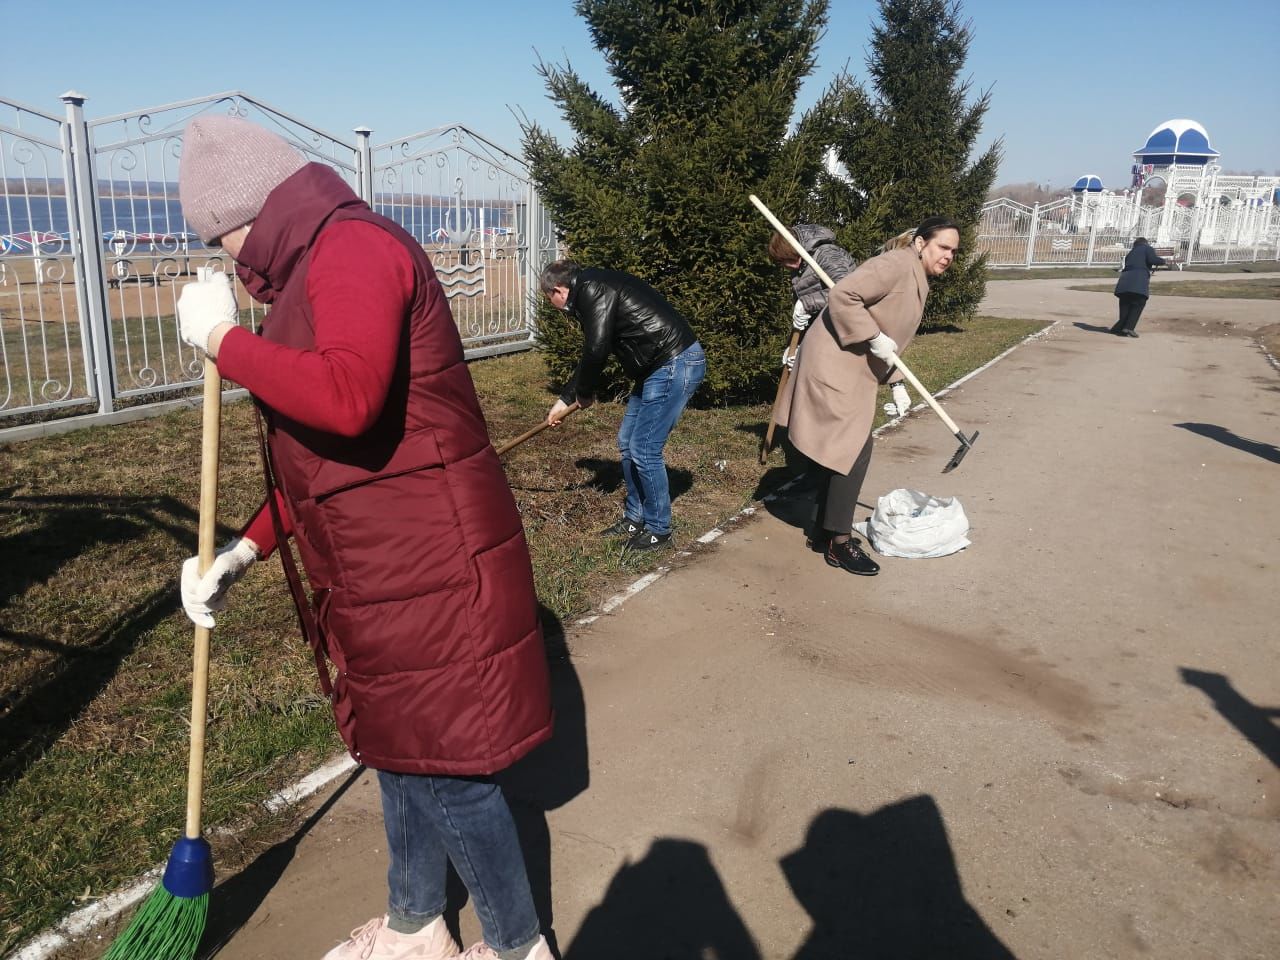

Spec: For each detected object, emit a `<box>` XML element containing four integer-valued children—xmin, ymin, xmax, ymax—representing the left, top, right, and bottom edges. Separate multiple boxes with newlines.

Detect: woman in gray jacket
<box><xmin>768</xmin><ymin>224</ymin><xmax>856</xmax><ymax>364</ymax></box>
<box><xmin>1110</xmin><ymin>237</ymin><xmax>1167</xmax><ymax>338</ymax></box>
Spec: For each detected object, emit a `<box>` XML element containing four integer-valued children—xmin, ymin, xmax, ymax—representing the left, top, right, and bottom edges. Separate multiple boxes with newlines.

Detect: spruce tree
<box><xmin>809</xmin><ymin>0</ymin><xmax>1000</xmax><ymax>329</ymax></box>
<box><xmin>522</xmin><ymin>0</ymin><xmax>830</xmax><ymax>402</ymax></box>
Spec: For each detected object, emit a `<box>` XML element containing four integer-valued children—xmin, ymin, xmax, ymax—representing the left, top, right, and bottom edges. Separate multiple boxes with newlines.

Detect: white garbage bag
<box><xmin>853</xmin><ymin>488</ymin><xmax>970</xmax><ymax>559</ymax></box>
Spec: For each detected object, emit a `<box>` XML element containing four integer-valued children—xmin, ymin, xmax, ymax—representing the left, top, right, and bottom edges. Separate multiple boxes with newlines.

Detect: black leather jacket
<box><xmin>559</xmin><ymin>267</ymin><xmax>698</xmax><ymax>403</ymax></box>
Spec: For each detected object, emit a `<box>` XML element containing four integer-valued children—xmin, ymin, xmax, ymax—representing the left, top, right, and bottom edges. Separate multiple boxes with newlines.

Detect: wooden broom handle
<box><xmin>185</xmin><ymin>357</ymin><xmax>221</xmax><ymax>839</ymax></box>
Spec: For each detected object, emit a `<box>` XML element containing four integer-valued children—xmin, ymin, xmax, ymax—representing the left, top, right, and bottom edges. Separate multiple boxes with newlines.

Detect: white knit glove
<box><xmin>781</xmin><ymin>346</ymin><xmax>797</xmax><ymax>370</ymax></box>
<box><xmin>791</xmin><ymin>301</ymin><xmax>811</xmax><ymax>331</ymax></box>
<box><xmin>891</xmin><ymin>382</ymin><xmax>911</xmax><ymax>417</ymax></box>
<box><xmin>181</xmin><ymin>537</ymin><xmax>259</xmax><ymax>628</ymax></box>
<box><xmin>867</xmin><ymin>331</ymin><xmax>899</xmax><ymax>362</ymax></box>
<box><xmin>177</xmin><ymin>269</ymin><xmax>238</xmax><ymax>355</ymax></box>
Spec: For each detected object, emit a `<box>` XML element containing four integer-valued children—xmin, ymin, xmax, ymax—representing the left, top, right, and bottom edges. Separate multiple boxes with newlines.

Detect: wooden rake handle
<box><xmin>495</xmin><ymin>402</ymin><xmax>580</xmax><ymax>457</ymax></box>
<box><xmin>748</xmin><ymin>194</ymin><xmax>962</xmax><ymax>439</ymax></box>
<box><xmin>185</xmin><ymin>357</ymin><xmax>221</xmax><ymax>839</ymax></box>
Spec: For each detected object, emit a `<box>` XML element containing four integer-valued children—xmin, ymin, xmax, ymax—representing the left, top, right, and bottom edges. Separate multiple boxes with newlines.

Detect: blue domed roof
<box><xmin>1134</xmin><ymin>119</ymin><xmax>1219</xmax><ymax>166</ymax></box>
<box><xmin>1072</xmin><ymin>174</ymin><xmax>1104</xmax><ymax>192</ymax></box>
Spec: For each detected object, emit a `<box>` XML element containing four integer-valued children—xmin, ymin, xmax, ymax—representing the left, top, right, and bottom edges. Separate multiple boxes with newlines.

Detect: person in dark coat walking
<box><xmin>541</xmin><ymin>260</ymin><xmax>705</xmax><ymax>553</ymax></box>
<box><xmin>1111</xmin><ymin>237</ymin><xmax>1167</xmax><ymax>338</ymax></box>
<box><xmin>174</xmin><ymin>116</ymin><xmax>554</xmax><ymax>960</ymax></box>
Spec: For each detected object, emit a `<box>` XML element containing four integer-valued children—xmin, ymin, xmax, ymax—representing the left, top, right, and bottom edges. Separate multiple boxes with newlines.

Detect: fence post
<box><xmin>62</xmin><ymin>91</ymin><xmax>114</xmax><ymax>415</ymax></box>
<box><xmin>1085</xmin><ymin>203</ymin><xmax>1099</xmax><ymax>266</ymax></box>
<box><xmin>1024</xmin><ymin>203</ymin><xmax>1039</xmax><ymax>268</ymax></box>
<box><xmin>354</xmin><ymin>127</ymin><xmax>373</xmax><ymax>205</ymax></box>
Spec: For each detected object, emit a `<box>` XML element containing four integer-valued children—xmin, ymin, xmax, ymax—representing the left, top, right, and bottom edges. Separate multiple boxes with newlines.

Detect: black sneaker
<box><xmin>825</xmin><ymin>537</ymin><xmax>880</xmax><ymax>576</ymax></box>
<box><xmin>625</xmin><ymin>528</ymin><xmax>673</xmax><ymax>552</ymax></box>
<box><xmin>600</xmin><ymin>517</ymin><xmax>642</xmax><ymax>538</ymax></box>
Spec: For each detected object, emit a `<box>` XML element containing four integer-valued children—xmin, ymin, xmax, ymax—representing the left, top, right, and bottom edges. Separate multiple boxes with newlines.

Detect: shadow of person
<box><xmin>200</xmin><ymin>765</ymin><xmax>365</xmax><ymax>957</ymax></box>
<box><xmin>782</xmin><ymin>798</ymin><xmax>1016</xmax><ymax>960</ymax></box>
<box><xmin>563</xmin><ymin>837</ymin><xmax>761</xmax><ymax>960</ymax></box>
<box><xmin>572</xmin><ymin>457</ymin><xmax>694</xmax><ymax>502</ymax></box>
<box><xmin>496</xmin><ymin>605</ymin><xmax>590</xmax><ymax>957</ymax></box>
<box><xmin>1173</xmin><ymin>422</ymin><xmax>1280</xmax><ymax>465</ymax></box>
<box><xmin>1181</xmin><ymin>668</ymin><xmax>1280</xmax><ymax>767</ymax></box>
<box><xmin>1072</xmin><ymin>322</ymin><xmax>1117</xmax><ymax>335</ymax></box>
<box><xmin>747</xmin><ymin>426</ymin><xmax>818</xmax><ymax>501</ymax></box>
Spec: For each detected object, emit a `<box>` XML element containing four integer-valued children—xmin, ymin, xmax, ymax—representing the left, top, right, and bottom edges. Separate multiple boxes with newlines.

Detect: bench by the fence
<box><xmin>1152</xmin><ymin>245</ymin><xmax>1185</xmax><ymax>271</ymax></box>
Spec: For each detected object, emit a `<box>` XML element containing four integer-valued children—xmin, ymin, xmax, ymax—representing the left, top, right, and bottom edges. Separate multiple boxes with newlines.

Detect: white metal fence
<box><xmin>976</xmin><ymin>195</ymin><xmax>1280</xmax><ymax>268</ymax></box>
<box><xmin>0</xmin><ymin>91</ymin><xmax>560</xmax><ymax>440</ymax></box>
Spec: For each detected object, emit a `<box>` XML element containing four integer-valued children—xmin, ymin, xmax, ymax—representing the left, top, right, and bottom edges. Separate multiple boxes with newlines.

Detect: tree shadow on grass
<box><xmin>1173</xmin><ymin>422</ymin><xmax>1280</xmax><ymax>465</ymax></box>
<box><xmin>0</xmin><ymin>492</ymin><xmax>230</xmax><ymax>790</ymax></box>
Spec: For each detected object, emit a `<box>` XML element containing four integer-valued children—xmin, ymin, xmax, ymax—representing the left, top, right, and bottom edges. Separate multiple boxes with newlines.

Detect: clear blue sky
<box><xmin>2</xmin><ymin>0</ymin><xmax>1275</xmax><ymax>190</ymax></box>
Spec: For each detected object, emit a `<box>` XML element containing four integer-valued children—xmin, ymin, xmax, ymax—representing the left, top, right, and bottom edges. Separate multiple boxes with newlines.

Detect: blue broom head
<box><xmin>161</xmin><ymin>836</ymin><xmax>214</xmax><ymax>898</ymax></box>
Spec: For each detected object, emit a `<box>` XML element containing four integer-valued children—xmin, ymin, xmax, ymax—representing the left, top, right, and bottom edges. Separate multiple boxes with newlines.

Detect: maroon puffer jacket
<box><xmin>234</xmin><ymin>164</ymin><xmax>552</xmax><ymax>775</ymax></box>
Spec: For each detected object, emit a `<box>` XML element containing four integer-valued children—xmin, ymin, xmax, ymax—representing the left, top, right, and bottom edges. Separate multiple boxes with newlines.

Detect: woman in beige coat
<box><xmin>776</xmin><ymin>216</ymin><xmax>961</xmax><ymax>575</ymax></box>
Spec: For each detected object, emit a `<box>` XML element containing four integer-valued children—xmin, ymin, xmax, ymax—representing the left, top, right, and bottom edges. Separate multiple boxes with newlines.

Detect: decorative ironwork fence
<box><xmin>0</xmin><ymin>90</ymin><xmax>559</xmax><ymax>440</ymax></box>
<box><xmin>976</xmin><ymin>194</ymin><xmax>1279</xmax><ymax>268</ymax></box>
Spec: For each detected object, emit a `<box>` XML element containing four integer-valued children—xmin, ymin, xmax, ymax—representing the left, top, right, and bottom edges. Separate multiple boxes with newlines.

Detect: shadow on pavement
<box><xmin>1072</xmin><ymin>322</ymin><xmax>1116</xmax><ymax>335</ymax></box>
<box><xmin>563</xmin><ymin>837</ymin><xmax>761</xmax><ymax>960</ymax></box>
<box><xmin>498</xmin><ymin>606</ymin><xmax>590</xmax><ymax>958</ymax></box>
<box><xmin>201</xmin><ymin>765</ymin><xmax>365</xmax><ymax>957</ymax></box>
<box><xmin>1181</xmin><ymin>668</ymin><xmax>1280</xmax><ymax>768</ymax></box>
<box><xmin>783</xmin><ymin>797</ymin><xmax>1017</xmax><ymax>960</ymax></box>
<box><xmin>1173</xmin><ymin>422</ymin><xmax>1280</xmax><ymax>465</ymax></box>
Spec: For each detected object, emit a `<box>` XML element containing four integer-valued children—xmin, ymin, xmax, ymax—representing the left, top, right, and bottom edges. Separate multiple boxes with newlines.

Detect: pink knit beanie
<box><xmin>179</xmin><ymin>115</ymin><xmax>307</xmax><ymax>244</ymax></box>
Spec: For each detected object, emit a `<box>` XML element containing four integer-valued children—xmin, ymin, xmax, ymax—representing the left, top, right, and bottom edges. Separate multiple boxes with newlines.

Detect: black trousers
<box><xmin>1112</xmin><ymin>293</ymin><xmax>1148</xmax><ymax>333</ymax></box>
<box><xmin>815</xmin><ymin>433</ymin><xmax>874</xmax><ymax>534</ymax></box>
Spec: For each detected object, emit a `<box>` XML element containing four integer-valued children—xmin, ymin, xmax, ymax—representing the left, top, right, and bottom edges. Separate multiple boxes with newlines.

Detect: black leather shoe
<box><xmin>825</xmin><ymin>537</ymin><xmax>880</xmax><ymax>576</ymax></box>
<box><xmin>1122</xmin><ymin>331</ymin><xmax>1139</xmax><ymax>338</ymax></box>
<box><xmin>600</xmin><ymin>517</ymin><xmax>642</xmax><ymax>538</ymax></box>
<box><xmin>625</xmin><ymin>528</ymin><xmax>673</xmax><ymax>552</ymax></box>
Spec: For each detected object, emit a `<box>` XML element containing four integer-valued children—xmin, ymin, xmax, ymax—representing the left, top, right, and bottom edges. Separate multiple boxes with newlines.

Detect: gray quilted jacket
<box><xmin>790</xmin><ymin>225</ymin><xmax>856</xmax><ymax>318</ymax></box>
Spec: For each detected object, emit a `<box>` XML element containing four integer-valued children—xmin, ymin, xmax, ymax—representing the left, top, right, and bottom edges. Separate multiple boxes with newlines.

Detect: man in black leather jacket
<box><xmin>541</xmin><ymin>260</ymin><xmax>706</xmax><ymax>552</ymax></box>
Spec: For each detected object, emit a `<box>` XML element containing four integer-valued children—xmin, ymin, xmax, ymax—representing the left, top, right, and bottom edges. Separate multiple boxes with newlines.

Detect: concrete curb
<box><xmin>13</xmin><ymin>320</ymin><xmax>1054</xmax><ymax>960</ymax></box>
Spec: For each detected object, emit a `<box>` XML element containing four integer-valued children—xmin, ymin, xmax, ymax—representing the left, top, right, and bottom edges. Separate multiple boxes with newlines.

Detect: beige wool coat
<box><xmin>776</xmin><ymin>247</ymin><xmax>929</xmax><ymax>474</ymax></box>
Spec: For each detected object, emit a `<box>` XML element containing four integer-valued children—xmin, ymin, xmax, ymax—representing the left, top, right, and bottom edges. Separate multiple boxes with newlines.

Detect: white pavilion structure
<box><xmin>1132</xmin><ymin>119</ymin><xmax>1279</xmax><ymax>250</ymax></box>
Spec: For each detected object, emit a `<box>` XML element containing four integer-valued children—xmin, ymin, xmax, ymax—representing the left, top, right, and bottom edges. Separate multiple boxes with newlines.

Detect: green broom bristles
<box><xmin>101</xmin><ymin>885</ymin><xmax>207</xmax><ymax>960</ymax></box>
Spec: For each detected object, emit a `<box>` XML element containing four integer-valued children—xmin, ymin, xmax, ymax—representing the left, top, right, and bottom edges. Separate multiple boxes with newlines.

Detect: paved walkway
<box><xmin>203</xmin><ymin>276</ymin><xmax>1279</xmax><ymax>959</ymax></box>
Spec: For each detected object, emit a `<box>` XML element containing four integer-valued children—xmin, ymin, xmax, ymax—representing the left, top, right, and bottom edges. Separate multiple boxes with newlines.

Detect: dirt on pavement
<box><xmin>73</xmin><ymin>274</ymin><xmax>1280</xmax><ymax>959</ymax></box>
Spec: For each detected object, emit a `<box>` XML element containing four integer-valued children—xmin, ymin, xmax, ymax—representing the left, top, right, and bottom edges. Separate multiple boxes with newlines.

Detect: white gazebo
<box><xmin>1133</xmin><ymin>119</ymin><xmax>1279</xmax><ymax>249</ymax></box>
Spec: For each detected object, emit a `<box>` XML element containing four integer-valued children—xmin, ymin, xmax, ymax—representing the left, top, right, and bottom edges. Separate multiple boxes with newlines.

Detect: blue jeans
<box><xmin>618</xmin><ymin>341</ymin><xmax>706</xmax><ymax>536</ymax></box>
<box><xmin>379</xmin><ymin>770</ymin><xmax>540</xmax><ymax>954</ymax></box>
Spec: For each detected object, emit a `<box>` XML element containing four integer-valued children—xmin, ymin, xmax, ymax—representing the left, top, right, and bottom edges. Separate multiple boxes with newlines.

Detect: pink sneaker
<box><xmin>459</xmin><ymin>935</ymin><xmax>553</xmax><ymax>960</ymax></box>
<box><xmin>321</xmin><ymin>915</ymin><xmax>460</xmax><ymax>959</ymax></box>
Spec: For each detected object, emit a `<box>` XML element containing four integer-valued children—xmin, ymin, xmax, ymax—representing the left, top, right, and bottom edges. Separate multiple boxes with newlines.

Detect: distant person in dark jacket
<box><xmin>542</xmin><ymin>260</ymin><xmax>705</xmax><ymax>552</ymax></box>
<box><xmin>1111</xmin><ymin>237</ymin><xmax>1167</xmax><ymax>338</ymax></box>
<box><xmin>767</xmin><ymin>224</ymin><xmax>857</xmax><ymax>370</ymax></box>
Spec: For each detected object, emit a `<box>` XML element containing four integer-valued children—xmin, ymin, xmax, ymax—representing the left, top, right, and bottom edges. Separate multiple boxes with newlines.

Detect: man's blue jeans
<box><xmin>618</xmin><ymin>341</ymin><xmax>706</xmax><ymax>536</ymax></box>
<box><xmin>378</xmin><ymin>770</ymin><xmax>540</xmax><ymax>954</ymax></box>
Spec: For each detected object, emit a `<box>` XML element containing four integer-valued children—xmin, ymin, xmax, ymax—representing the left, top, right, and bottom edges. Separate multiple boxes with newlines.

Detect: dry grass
<box><xmin>0</xmin><ymin>315</ymin><xmax>1045</xmax><ymax>954</ymax></box>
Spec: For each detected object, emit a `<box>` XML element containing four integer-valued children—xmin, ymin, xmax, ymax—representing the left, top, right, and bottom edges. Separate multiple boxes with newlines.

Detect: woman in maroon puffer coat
<box><xmin>175</xmin><ymin>115</ymin><xmax>553</xmax><ymax>960</ymax></box>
